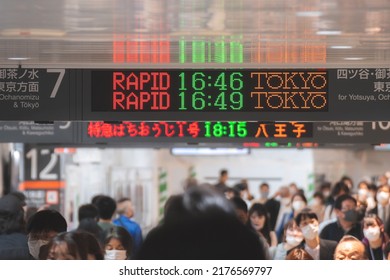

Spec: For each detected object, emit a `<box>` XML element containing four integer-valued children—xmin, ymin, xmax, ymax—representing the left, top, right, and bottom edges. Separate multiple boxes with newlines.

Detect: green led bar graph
<box><xmin>179</xmin><ymin>37</ymin><xmax>243</xmax><ymax>63</ymax></box>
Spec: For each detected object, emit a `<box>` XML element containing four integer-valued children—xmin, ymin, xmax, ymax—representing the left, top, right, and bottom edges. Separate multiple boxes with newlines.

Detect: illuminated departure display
<box><xmin>87</xmin><ymin>121</ymin><xmax>313</xmax><ymax>139</ymax></box>
<box><xmin>1</xmin><ymin>68</ymin><xmax>390</xmax><ymax>121</ymax></box>
<box><xmin>91</xmin><ymin>70</ymin><xmax>328</xmax><ymax>112</ymax></box>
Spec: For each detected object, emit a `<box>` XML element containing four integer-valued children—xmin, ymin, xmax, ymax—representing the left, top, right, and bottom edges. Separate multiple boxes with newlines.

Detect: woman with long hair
<box><xmin>247</xmin><ymin>203</ymin><xmax>277</xmax><ymax>248</ymax></box>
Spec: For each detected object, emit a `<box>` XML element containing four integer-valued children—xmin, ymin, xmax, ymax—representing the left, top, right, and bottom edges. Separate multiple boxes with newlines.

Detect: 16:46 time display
<box><xmin>178</xmin><ymin>72</ymin><xmax>244</xmax><ymax>111</ymax></box>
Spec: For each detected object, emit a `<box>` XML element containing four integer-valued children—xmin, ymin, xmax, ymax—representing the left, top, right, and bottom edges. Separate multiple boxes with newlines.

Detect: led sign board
<box><xmin>0</xmin><ymin>68</ymin><xmax>389</xmax><ymax>121</ymax></box>
<box><xmin>84</xmin><ymin>68</ymin><xmax>390</xmax><ymax>121</ymax></box>
<box><xmin>91</xmin><ymin>70</ymin><xmax>328</xmax><ymax>112</ymax></box>
<box><xmin>0</xmin><ymin>68</ymin><xmax>70</xmax><ymax>120</ymax></box>
<box><xmin>2</xmin><ymin>121</ymin><xmax>390</xmax><ymax>146</ymax></box>
<box><xmin>86</xmin><ymin>121</ymin><xmax>312</xmax><ymax>140</ymax></box>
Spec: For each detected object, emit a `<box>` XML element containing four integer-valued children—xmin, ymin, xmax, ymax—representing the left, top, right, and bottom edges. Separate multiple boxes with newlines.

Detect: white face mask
<box><xmin>292</xmin><ymin>200</ymin><xmax>305</xmax><ymax>212</ymax></box>
<box><xmin>366</xmin><ymin>197</ymin><xmax>376</xmax><ymax>210</ymax></box>
<box><xmin>28</xmin><ymin>239</ymin><xmax>49</xmax><ymax>260</ymax></box>
<box><xmin>301</xmin><ymin>223</ymin><xmax>318</xmax><ymax>240</ymax></box>
<box><xmin>280</xmin><ymin>197</ymin><xmax>291</xmax><ymax>206</ymax></box>
<box><xmin>363</xmin><ymin>227</ymin><xmax>381</xmax><ymax>242</ymax></box>
<box><xmin>358</xmin><ymin>189</ymin><xmax>368</xmax><ymax>199</ymax></box>
<box><xmin>285</xmin><ymin>234</ymin><xmax>303</xmax><ymax>247</ymax></box>
<box><xmin>376</xmin><ymin>192</ymin><xmax>390</xmax><ymax>204</ymax></box>
<box><xmin>323</xmin><ymin>191</ymin><xmax>330</xmax><ymax>197</ymax></box>
<box><xmin>310</xmin><ymin>198</ymin><xmax>321</xmax><ymax>207</ymax></box>
<box><xmin>104</xmin><ymin>250</ymin><xmax>127</xmax><ymax>260</ymax></box>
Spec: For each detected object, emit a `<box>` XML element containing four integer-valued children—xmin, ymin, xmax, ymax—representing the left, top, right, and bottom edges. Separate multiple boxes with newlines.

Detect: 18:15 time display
<box><xmin>178</xmin><ymin>72</ymin><xmax>244</xmax><ymax>111</ymax></box>
<box><xmin>204</xmin><ymin>121</ymin><xmax>247</xmax><ymax>138</ymax></box>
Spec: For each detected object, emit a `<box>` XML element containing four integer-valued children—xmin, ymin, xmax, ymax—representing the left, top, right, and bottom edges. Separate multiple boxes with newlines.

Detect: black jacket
<box><xmin>288</xmin><ymin>238</ymin><xmax>337</xmax><ymax>260</ymax></box>
<box><xmin>320</xmin><ymin>220</ymin><xmax>364</xmax><ymax>242</ymax></box>
<box><xmin>0</xmin><ymin>233</ymin><xmax>31</xmax><ymax>260</ymax></box>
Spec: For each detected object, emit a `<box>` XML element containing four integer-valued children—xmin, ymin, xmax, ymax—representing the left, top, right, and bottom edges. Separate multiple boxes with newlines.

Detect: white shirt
<box><xmin>378</xmin><ymin>204</ymin><xmax>390</xmax><ymax>228</ymax></box>
<box><xmin>305</xmin><ymin>243</ymin><xmax>320</xmax><ymax>260</ymax></box>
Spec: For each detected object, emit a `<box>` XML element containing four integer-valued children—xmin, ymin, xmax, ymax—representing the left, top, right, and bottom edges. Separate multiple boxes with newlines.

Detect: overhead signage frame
<box><xmin>0</xmin><ymin>68</ymin><xmax>389</xmax><ymax>121</ymax></box>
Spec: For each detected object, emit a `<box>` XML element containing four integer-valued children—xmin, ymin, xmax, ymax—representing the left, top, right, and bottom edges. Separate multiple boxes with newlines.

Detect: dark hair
<box><xmin>25</xmin><ymin>206</ymin><xmax>38</xmax><ymax>223</ymax></box>
<box><xmin>0</xmin><ymin>210</ymin><xmax>25</xmax><ymax>234</ymax></box>
<box><xmin>384</xmin><ymin>242</ymin><xmax>390</xmax><ymax>259</ymax></box>
<box><xmin>46</xmin><ymin>232</ymin><xmax>82</xmax><ymax>260</ymax></box>
<box><xmin>73</xmin><ymin>231</ymin><xmax>104</xmax><ymax>260</ymax></box>
<box><xmin>233</xmin><ymin>183</ymin><xmax>247</xmax><ymax>192</ymax></box>
<box><xmin>291</xmin><ymin>193</ymin><xmax>308</xmax><ymax>207</ymax></box>
<box><xmin>45</xmin><ymin>231</ymin><xmax>104</xmax><ymax>260</ymax></box>
<box><xmin>163</xmin><ymin>195</ymin><xmax>184</xmax><ymax>221</ymax></box>
<box><xmin>9</xmin><ymin>191</ymin><xmax>27</xmax><ymax>206</ymax></box>
<box><xmin>368</xmin><ymin>183</ymin><xmax>378</xmax><ymax>193</ymax></box>
<box><xmin>166</xmin><ymin>188</ymin><xmax>238</xmax><ymax>224</ymax></box>
<box><xmin>95</xmin><ymin>196</ymin><xmax>116</xmax><ymax>220</ymax></box>
<box><xmin>248</xmin><ymin>203</ymin><xmax>272</xmax><ymax>246</ymax></box>
<box><xmin>361</xmin><ymin>214</ymin><xmax>389</xmax><ymax>248</ymax></box>
<box><xmin>295</xmin><ymin>209</ymin><xmax>318</xmax><ymax>226</ymax></box>
<box><xmin>378</xmin><ymin>185</ymin><xmax>390</xmax><ymax>193</ymax></box>
<box><xmin>91</xmin><ymin>194</ymin><xmax>105</xmax><ymax>205</ymax></box>
<box><xmin>105</xmin><ymin>226</ymin><xmax>133</xmax><ymax>259</ymax></box>
<box><xmin>78</xmin><ymin>204</ymin><xmax>99</xmax><ymax>222</ymax></box>
<box><xmin>220</xmin><ymin>169</ymin><xmax>228</xmax><ymax>177</ymax></box>
<box><xmin>77</xmin><ymin>218</ymin><xmax>105</xmax><ymax>245</ymax></box>
<box><xmin>0</xmin><ymin>193</ymin><xmax>26</xmax><ymax>234</ymax></box>
<box><xmin>319</xmin><ymin>182</ymin><xmax>331</xmax><ymax>192</ymax></box>
<box><xmin>341</xmin><ymin>175</ymin><xmax>354</xmax><ymax>186</ymax></box>
<box><xmin>137</xmin><ymin>187</ymin><xmax>267</xmax><ymax>260</ymax></box>
<box><xmin>286</xmin><ymin>248</ymin><xmax>313</xmax><ymax>260</ymax></box>
<box><xmin>230</xmin><ymin>196</ymin><xmax>248</xmax><ymax>214</ymax></box>
<box><xmin>312</xmin><ymin>191</ymin><xmax>325</xmax><ymax>204</ymax></box>
<box><xmin>260</xmin><ymin>182</ymin><xmax>269</xmax><ymax>189</ymax></box>
<box><xmin>282</xmin><ymin>220</ymin><xmax>298</xmax><ymax>243</ymax></box>
<box><xmin>334</xmin><ymin>194</ymin><xmax>357</xmax><ymax>210</ymax></box>
<box><xmin>26</xmin><ymin>210</ymin><xmax>67</xmax><ymax>237</ymax></box>
<box><xmin>331</xmin><ymin>181</ymin><xmax>350</xmax><ymax>198</ymax></box>
<box><xmin>117</xmin><ymin>197</ymin><xmax>131</xmax><ymax>204</ymax></box>
<box><xmin>165</xmin><ymin>187</ymin><xmax>236</xmax><ymax>223</ymax></box>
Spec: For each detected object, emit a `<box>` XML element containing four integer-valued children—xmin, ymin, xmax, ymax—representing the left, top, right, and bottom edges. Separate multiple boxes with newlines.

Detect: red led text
<box><xmin>112</xmin><ymin>72</ymin><xmax>171</xmax><ymax>110</ymax></box>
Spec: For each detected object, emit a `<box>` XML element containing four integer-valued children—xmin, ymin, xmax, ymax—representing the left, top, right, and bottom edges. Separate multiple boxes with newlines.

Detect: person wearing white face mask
<box><xmin>272</xmin><ymin>220</ymin><xmax>303</xmax><ymax>260</ymax></box>
<box><xmin>368</xmin><ymin>185</ymin><xmax>390</xmax><ymax>237</ymax></box>
<box><xmin>362</xmin><ymin>215</ymin><xmax>389</xmax><ymax>260</ymax></box>
<box><xmin>366</xmin><ymin>184</ymin><xmax>378</xmax><ymax>211</ymax></box>
<box><xmin>104</xmin><ymin>226</ymin><xmax>133</xmax><ymax>260</ymax></box>
<box><xmin>26</xmin><ymin>209</ymin><xmax>67</xmax><ymax>259</ymax></box>
<box><xmin>253</xmin><ymin>183</ymin><xmax>280</xmax><ymax>231</ymax></box>
<box><xmin>309</xmin><ymin>192</ymin><xmax>326</xmax><ymax>223</ymax></box>
<box><xmin>291</xmin><ymin>209</ymin><xmax>337</xmax><ymax>260</ymax></box>
<box><xmin>275</xmin><ymin>193</ymin><xmax>307</xmax><ymax>242</ymax></box>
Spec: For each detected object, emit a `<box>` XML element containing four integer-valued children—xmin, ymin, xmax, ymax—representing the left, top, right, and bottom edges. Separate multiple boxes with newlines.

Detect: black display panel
<box><xmin>0</xmin><ymin>121</ymin><xmax>76</xmax><ymax>143</ymax></box>
<box><xmin>82</xmin><ymin>121</ymin><xmax>390</xmax><ymax>145</ymax></box>
<box><xmin>1</xmin><ymin>68</ymin><xmax>390</xmax><ymax>121</ymax></box>
<box><xmin>84</xmin><ymin>68</ymin><xmax>390</xmax><ymax>121</ymax></box>
<box><xmin>86</xmin><ymin>121</ymin><xmax>313</xmax><ymax>140</ymax></box>
<box><xmin>0</xmin><ymin>68</ymin><xmax>71</xmax><ymax>120</ymax></box>
<box><xmin>91</xmin><ymin>70</ymin><xmax>328</xmax><ymax>113</ymax></box>
<box><xmin>2</xmin><ymin>121</ymin><xmax>390</xmax><ymax>145</ymax></box>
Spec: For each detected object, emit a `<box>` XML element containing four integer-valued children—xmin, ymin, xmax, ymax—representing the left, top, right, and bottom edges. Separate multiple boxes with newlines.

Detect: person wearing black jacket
<box><xmin>0</xmin><ymin>194</ymin><xmax>31</xmax><ymax>259</ymax></box>
<box><xmin>255</xmin><ymin>183</ymin><xmax>280</xmax><ymax>231</ymax></box>
<box><xmin>289</xmin><ymin>209</ymin><xmax>337</xmax><ymax>260</ymax></box>
<box><xmin>320</xmin><ymin>194</ymin><xmax>364</xmax><ymax>242</ymax></box>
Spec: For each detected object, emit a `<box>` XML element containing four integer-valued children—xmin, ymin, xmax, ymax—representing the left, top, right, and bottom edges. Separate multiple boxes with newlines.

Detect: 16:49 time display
<box><xmin>178</xmin><ymin>72</ymin><xmax>244</xmax><ymax>111</ymax></box>
<box><xmin>204</xmin><ymin>121</ymin><xmax>248</xmax><ymax>138</ymax></box>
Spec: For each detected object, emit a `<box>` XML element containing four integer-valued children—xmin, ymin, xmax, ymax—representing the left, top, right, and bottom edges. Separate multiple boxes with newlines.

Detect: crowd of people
<box><xmin>1</xmin><ymin>168</ymin><xmax>390</xmax><ymax>260</ymax></box>
<box><xmin>0</xmin><ymin>193</ymin><xmax>141</xmax><ymax>260</ymax></box>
